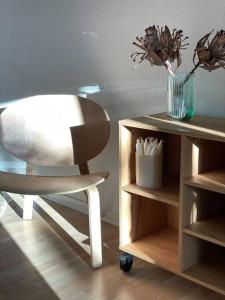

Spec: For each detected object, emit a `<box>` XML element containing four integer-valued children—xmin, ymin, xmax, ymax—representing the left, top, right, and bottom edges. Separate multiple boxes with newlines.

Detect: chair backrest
<box><xmin>0</xmin><ymin>95</ymin><xmax>110</xmax><ymax>167</ymax></box>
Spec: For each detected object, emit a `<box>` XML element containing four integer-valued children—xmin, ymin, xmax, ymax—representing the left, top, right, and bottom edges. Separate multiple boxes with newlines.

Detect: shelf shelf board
<box><xmin>183</xmin><ymin>214</ymin><xmax>225</xmax><ymax>247</ymax></box>
<box><xmin>183</xmin><ymin>256</ymin><xmax>225</xmax><ymax>295</ymax></box>
<box><xmin>122</xmin><ymin>179</ymin><xmax>179</xmax><ymax>207</ymax></box>
<box><xmin>185</xmin><ymin>169</ymin><xmax>225</xmax><ymax>194</ymax></box>
<box><xmin>120</xmin><ymin>227</ymin><xmax>179</xmax><ymax>272</ymax></box>
<box><xmin>119</xmin><ymin>113</ymin><xmax>225</xmax><ymax>142</ymax></box>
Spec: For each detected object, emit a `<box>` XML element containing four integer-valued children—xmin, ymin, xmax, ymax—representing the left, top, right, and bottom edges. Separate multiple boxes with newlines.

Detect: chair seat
<box><xmin>0</xmin><ymin>171</ymin><xmax>109</xmax><ymax>195</ymax></box>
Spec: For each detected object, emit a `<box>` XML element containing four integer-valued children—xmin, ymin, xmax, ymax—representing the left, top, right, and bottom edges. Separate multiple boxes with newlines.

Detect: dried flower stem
<box><xmin>183</xmin><ymin>61</ymin><xmax>200</xmax><ymax>85</ymax></box>
<box><xmin>165</xmin><ymin>60</ymin><xmax>175</xmax><ymax>76</ymax></box>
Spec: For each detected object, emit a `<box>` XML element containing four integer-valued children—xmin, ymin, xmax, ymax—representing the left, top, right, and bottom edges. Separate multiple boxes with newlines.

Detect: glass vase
<box><xmin>167</xmin><ymin>73</ymin><xmax>195</xmax><ymax>121</ymax></box>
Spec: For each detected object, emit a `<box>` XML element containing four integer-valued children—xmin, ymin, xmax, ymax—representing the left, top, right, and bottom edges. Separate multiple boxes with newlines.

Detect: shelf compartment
<box><xmin>183</xmin><ymin>213</ymin><xmax>225</xmax><ymax>247</ymax></box>
<box><xmin>119</xmin><ymin>193</ymin><xmax>179</xmax><ymax>271</ymax></box>
<box><xmin>120</xmin><ymin>227</ymin><xmax>179</xmax><ymax>272</ymax></box>
<box><xmin>182</xmin><ymin>186</ymin><xmax>225</xmax><ymax>234</ymax></box>
<box><xmin>181</xmin><ymin>186</ymin><xmax>225</xmax><ymax>288</ymax></box>
<box><xmin>119</xmin><ymin>125</ymin><xmax>181</xmax><ymax>189</ymax></box>
<box><xmin>122</xmin><ymin>178</ymin><xmax>179</xmax><ymax>207</ymax></box>
<box><xmin>185</xmin><ymin>169</ymin><xmax>225</xmax><ymax>194</ymax></box>
<box><xmin>183</xmin><ymin>251</ymin><xmax>225</xmax><ymax>295</ymax></box>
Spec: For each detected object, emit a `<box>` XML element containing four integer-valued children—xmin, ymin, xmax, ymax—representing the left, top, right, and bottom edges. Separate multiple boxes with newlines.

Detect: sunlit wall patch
<box><xmin>0</xmin><ymin>99</ymin><xmax>21</xmax><ymax>109</ymax></box>
<box><xmin>82</xmin><ymin>31</ymin><xmax>99</xmax><ymax>39</ymax></box>
<box><xmin>78</xmin><ymin>84</ymin><xmax>101</xmax><ymax>95</ymax></box>
<box><xmin>0</xmin><ymin>161</ymin><xmax>26</xmax><ymax>173</ymax></box>
<box><xmin>78</xmin><ymin>93</ymin><xmax>87</xmax><ymax>98</ymax></box>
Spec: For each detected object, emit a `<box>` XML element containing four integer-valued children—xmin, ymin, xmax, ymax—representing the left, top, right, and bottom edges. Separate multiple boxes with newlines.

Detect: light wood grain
<box><xmin>185</xmin><ymin>169</ymin><xmax>225</xmax><ymax>194</ymax></box>
<box><xmin>119</xmin><ymin>113</ymin><xmax>225</xmax><ymax>142</ymax></box>
<box><xmin>0</xmin><ymin>195</ymin><xmax>223</xmax><ymax>300</ymax></box>
<box><xmin>119</xmin><ymin>125</ymin><xmax>135</xmax><ymax>247</ymax></box>
<box><xmin>119</xmin><ymin>192</ymin><xmax>178</xmax><ymax>246</ymax></box>
<box><xmin>179</xmin><ymin>136</ymin><xmax>199</xmax><ymax>271</ymax></box>
<box><xmin>0</xmin><ymin>171</ymin><xmax>108</xmax><ymax>195</ymax></box>
<box><xmin>0</xmin><ymin>95</ymin><xmax>111</xmax><ymax>268</ymax></box>
<box><xmin>121</xmin><ymin>228</ymin><xmax>179</xmax><ymax>273</ymax></box>
<box><xmin>183</xmin><ymin>255</ymin><xmax>225</xmax><ymax>296</ymax></box>
<box><xmin>182</xmin><ymin>182</ymin><xmax>225</xmax><ymax>228</ymax></box>
<box><xmin>129</xmin><ymin>196</ymin><xmax>166</xmax><ymax>240</ymax></box>
<box><xmin>183</xmin><ymin>213</ymin><xmax>225</xmax><ymax>247</ymax></box>
<box><xmin>119</xmin><ymin>124</ymin><xmax>181</xmax><ymax>247</ymax></box>
<box><xmin>122</xmin><ymin>178</ymin><xmax>179</xmax><ymax>207</ymax></box>
<box><xmin>119</xmin><ymin>114</ymin><xmax>225</xmax><ymax>296</ymax></box>
<box><xmin>0</xmin><ymin>95</ymin><xmax>110</xmax><ymax>166</ymax></box>
<box><xmin>181</xmin><ymin>184</ymin><xmax>225</xmax><ymax>274</ymax></box>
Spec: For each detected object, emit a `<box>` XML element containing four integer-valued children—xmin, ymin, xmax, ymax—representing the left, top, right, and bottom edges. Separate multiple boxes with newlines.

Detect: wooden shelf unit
<box><xmin>119</xmin><ymin>113</ymin><xmax>225</xmax><ymax>296</ymax></box>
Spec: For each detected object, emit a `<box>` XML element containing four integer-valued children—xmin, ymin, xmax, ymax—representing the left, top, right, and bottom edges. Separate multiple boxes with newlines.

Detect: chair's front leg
<box><xmin>23</xmin><ymin>195</ymin><xmax>34</xmax><ymax>220</ymax></box>
<box><xmin>86</xmin><ymin>186</ymin><xmax>102</xmax><ymax>268</ymax></box>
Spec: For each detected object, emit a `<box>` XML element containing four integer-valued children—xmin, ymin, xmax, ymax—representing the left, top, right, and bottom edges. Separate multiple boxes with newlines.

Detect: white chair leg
<box><xmin>86</xmin><ymin>186</ymin><xmax>102</xmax><ymax>268</ymax></box>
<box><xmin>23</xmin><ymin>195</ymin><xmax>34</xmax><ymax>220</ymax></box>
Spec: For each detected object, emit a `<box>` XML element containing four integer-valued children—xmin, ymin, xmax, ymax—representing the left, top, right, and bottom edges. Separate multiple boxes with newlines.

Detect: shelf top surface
<box><xmin>123</xmin><ymin>179</ymin><xmax>179</xmax><ymax>207</ymax></box>
<box><xmin>119</xmin><ymin>113</ymin><xmax>225</xmax><ymax>142</ymax></box>
<box><xmin>185</xmin><ymin>169</ymin><xmax>225</xmax><ymax>194</ymax></box>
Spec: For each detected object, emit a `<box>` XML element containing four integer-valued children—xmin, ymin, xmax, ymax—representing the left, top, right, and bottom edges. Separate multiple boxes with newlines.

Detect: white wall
<box><xmin>1</xmin><ymin>0</ymin><xmax>225</xmax><ymax>224</ymax></box>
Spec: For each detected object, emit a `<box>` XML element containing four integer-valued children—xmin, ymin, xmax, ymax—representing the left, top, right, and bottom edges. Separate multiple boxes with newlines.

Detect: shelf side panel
<box><xmin>119</xmin><ymin>125</ymin><xmax>134</xmax><ymax>247</ymax></box>
<box><xmin>180</xmin><ymin>136</ymin><xmax>201</xmax><ymax>271</ymax></box>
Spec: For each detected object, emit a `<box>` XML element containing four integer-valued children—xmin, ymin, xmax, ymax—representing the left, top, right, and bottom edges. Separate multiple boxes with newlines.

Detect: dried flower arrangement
<box><xmin>131</xmin><ymin>25</ymin><xmax>225</xmax><ymax>80</ymax></box>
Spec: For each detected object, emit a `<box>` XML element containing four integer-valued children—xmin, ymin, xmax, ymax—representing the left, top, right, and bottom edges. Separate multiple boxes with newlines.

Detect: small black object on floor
<box><xmin>119</xmin><ymin>252</ymin><xmax>133</xmax><ymax>272</ymax></box>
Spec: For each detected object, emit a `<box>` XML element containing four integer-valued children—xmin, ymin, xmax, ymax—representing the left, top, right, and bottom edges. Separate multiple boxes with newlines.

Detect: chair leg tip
<box><xmin>92</xmin><ymin>259</ymin><xmax>103</xmax><ymax>269</ymax></box>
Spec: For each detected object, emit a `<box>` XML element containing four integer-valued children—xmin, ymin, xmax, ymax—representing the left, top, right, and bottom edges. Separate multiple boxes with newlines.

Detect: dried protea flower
<box><xmin>193</xmin><ymin>30</ymin><xmax>225</xmax><ymax>72</ymax></box>
<box><xmin>131</xmin><ymin>25</ymin><xmax>189</xmax><ymax>75</ymax></box>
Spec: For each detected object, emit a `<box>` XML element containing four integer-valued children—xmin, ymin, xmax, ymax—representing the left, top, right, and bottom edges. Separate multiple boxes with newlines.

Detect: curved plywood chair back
<box><xmin>0</xmin><ymin>95</ymin><xmax>110</xmax><ymax>166</ymax></box>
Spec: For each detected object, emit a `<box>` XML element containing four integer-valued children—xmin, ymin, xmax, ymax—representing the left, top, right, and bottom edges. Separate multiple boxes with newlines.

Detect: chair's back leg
<box><xmin>86</xmin><ymin>185</ymin><xmax>102</xmax><ymax>268</ymax></box>
<box><xmin>23</xmin><ymin>195</ymin><xmax>34</xmax><ymax>220</ymax></box>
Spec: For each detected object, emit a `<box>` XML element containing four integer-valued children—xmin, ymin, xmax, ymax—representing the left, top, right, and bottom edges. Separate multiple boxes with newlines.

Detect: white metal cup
<box><xmin>136</xmin><ymin>153</ymin><xmax>162</xmax><ymax>189</ymax></box>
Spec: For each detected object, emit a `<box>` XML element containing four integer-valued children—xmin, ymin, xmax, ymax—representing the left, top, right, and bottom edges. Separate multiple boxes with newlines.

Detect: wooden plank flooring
<box><xmin>0</xmin><ymin>193</ymin><xmax>224</xmax><ymax>300</ymax></box>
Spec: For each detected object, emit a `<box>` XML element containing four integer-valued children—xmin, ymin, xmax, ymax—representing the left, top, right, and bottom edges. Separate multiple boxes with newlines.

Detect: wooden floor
<box><xmin>0</xmin><ymin>193</ymin><xmax>224</xmax><ymax>300</ymax></box>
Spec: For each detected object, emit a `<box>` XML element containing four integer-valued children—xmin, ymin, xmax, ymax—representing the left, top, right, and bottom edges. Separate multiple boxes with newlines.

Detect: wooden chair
<box><xmin>0</xmin><ymin>95</ymin><xmax>110</xmax><ymax>268</ymax></box>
